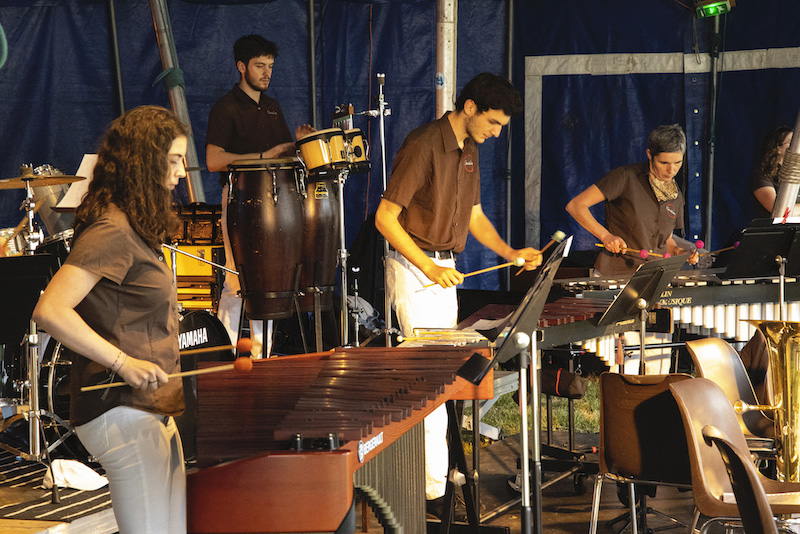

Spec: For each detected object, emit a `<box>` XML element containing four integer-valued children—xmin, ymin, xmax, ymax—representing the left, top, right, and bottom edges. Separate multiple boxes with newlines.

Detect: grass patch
<box><xmin>463</xmin><ymin>374</ymin><xmax>600</xmax><ymax>449</ymax></box>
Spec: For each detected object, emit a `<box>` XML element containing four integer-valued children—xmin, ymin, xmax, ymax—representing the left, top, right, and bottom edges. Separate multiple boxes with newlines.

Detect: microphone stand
<box><xmin>361</xmin><ymin>73</ymin><xmax>393</xmax><ymax>347</ymax></box>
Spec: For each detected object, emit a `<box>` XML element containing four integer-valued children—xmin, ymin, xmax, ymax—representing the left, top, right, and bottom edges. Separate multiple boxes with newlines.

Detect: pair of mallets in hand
<box><xmin>80</xmin><ymin>338</ymin><xmax>255</xmax><ymax>392</ymax></box>
<box><xmin>419</xmin><ymin>230</ymin><xmax>567</xmax><ymax>290</ymax></box>
<box><xmin>595</xmin><ymin>239</ymin><xmax>739</xmax><ymax>259</ymax></box>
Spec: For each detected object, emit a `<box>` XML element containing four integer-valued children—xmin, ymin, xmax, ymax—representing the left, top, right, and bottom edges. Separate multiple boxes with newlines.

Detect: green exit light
<box><xmin>697</xmin><ymin>1</ymin><xmax>732</xmax><ymax>17</ymax></box>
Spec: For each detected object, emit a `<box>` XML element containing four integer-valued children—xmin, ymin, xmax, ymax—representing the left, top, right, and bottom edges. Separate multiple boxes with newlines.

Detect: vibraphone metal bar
<box><xmin>556</xmin><ymin>270</ymin><xmax>800</xmax><ymax>342</ymax></box>
<box><xmin>446</xmin><ymin>297</ymin><xmax>645</xmax><ymax>366</ymax></box>
<box><xmin>187</xmin><ymin>345</ymin><xmax>492</xmax><ymax>534</ymax></box>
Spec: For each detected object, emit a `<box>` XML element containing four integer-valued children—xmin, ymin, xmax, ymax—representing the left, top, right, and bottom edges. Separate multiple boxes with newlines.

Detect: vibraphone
<box><xmin>556</xmin><ymin>269</ymin><xmax>800</xmax><ymax>343</ymax></box>
<box><xmin>186</xmin><ymin>346</ymin><xmax>493</xmax><ymax>534</ymax></box>
<box><xmin>422</xmin><ymin>296</ymin><xmax>646</xmax><ymax>367</ymax></box>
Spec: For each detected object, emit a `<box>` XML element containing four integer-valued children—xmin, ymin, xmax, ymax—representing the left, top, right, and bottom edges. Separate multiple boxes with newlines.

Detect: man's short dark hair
<box><xmin>454</xmin><ymin>72</ymin><xmax>523</xmax><ymax>116</ymax></box>
<box><xmin>234</xmin><ymin>34</ymin><xmax>279</xmax><ymax>66</ymax></box>
<box><xmin>648</xmin><ymin>124</ymin><xmax>687</xmax><ymax>156</ymax></box>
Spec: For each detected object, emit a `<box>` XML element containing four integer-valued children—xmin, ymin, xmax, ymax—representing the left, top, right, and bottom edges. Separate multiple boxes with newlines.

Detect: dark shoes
<box><xmin>426</xmin><ymin>494</ymin><xmax>485</xmax><ymax>522</ymax></box>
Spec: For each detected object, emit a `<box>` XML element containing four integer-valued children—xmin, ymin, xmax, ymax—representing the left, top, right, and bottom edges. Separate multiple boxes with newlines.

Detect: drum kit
<box><xmin>0</xmin><ymin>164</ymin><xmax>85</xmax><ymax>463</ymax></box>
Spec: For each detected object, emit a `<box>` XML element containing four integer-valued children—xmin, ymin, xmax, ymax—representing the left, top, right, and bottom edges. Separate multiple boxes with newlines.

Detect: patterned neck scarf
<box><xmin>649</xmin><ymin>173</ymin><xmax>679</xmax><ymax>202</ymax></box>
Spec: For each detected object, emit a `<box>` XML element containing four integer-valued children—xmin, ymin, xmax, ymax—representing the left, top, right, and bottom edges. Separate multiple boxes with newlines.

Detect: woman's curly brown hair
<box><xmin>759</xmin><ymin>125</ymin><xmax>793</xmax><ymax>179</ymax></box>
<box><xmin>74</xmin><ymin>106</ymin><xmax>189</xmax><ymax>249</ymax></box>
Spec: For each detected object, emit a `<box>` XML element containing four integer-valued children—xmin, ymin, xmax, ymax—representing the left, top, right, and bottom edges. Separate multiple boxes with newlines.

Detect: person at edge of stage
<box><xmin>33</xmin><ymin>105</ymin><xmax>189</xmax><ymax>534</ymax></box>
<box><xmin>205</xmin><ymin>34</ymin><xmax>314</xmax><ymax>358</ymax></box>
<box><xmin>374</xmin><ymin>72</ymin><xmax>542</xmax><ymax>513</ymax></box>
<box><xmin>752</xmin><ymin>125</ymin><xmax>795</xmax><ymax>218</ymax></box>
<box><xmin>565</xmin><ymin>123</ymin><xmax>699</xmax><ymax>278</ymax></box>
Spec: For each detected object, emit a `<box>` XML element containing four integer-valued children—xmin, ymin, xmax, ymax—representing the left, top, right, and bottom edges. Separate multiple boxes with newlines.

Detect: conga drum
<box><xmin>299</xmin><ymin>180</ymin><xmax>340</xmax><ymax>312</ymax></box>
<box><xmin>295</xmin><ymin>128</ymin><xmax>348</xmax><ymax>176</ymax></box>
<box><xmin>227</xmin><ymin>158</ymin><xmax>304</xmax><ymax>319</ymax></box>
<box><xmin>345</xmin><ymin>128</ymin><xmax>370</xmax><ymax>174</ymax></box>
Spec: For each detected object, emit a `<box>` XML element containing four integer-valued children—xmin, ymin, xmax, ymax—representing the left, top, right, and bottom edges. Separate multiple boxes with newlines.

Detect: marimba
<box><xmin>186</xmin><ymin>346</ymin><xmax>493</xmax><ymax>534</ymax></box>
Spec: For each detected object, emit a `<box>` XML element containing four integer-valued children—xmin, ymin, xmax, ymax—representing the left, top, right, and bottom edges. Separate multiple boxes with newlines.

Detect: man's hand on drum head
<box><xmin>296</xmin><ymin>124</ymin><xmax>315</xmax><ymax>140</ymax></box>
<box><xmin>263</xmin><ymin>142</ymin><xmax>296</xmax><ymax>159</ymax></box>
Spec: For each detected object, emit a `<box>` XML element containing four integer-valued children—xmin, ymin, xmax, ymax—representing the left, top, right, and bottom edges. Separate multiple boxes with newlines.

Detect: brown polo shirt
<box><xmin>383</xmin><ymin>114</ymin><xmax>480</xmax><ymax>253</ymax></box>
<box><xmin>594</xmin><ymin>162</ymin><xmax>685</xmax><ymax>276</ymax></box>
<box><xmin>66</xmin><ymin>205</ymin><xmax>183</xmax><ymax>425</ymax></box>
<box><xmin>206</xmin><ymin>84</ymin><xmax>293</xmax><ymax>156</ymax></box>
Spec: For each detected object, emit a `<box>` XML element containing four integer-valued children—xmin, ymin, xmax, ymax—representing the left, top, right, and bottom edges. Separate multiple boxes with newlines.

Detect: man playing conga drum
<box><xmin>206</xmin><ymin>34</ymin><xmax>314</xmax><ymax>357</ymax></box>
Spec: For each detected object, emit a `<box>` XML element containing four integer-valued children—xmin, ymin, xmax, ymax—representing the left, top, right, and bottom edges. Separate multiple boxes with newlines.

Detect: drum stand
<box><xmin>335</xmin><ymin>167</ymin><xmax>351</xmax><ymax>347</ymax></box>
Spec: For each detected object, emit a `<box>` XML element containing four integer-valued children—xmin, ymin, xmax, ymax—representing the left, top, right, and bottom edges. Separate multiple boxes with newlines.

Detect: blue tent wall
<box><xmin>516</xmin><ymin>1</ymin><xmax>800</xmax><ymax>254</ymax></box>
<box><xmin>0</xmin><ymin>0</ymin><xmax>513</xmax><ymax>290</ymax></box>
<box><xmin>1</xmin><ymin>1</ymin><xmax>799</xmax><ymax>293</ymax></box>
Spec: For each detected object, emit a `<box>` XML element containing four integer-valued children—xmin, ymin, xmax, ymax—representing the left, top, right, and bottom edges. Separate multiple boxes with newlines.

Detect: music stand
<box><xmin>454</xmin><ymin>236</ymin><xmax>572</xmax><ymax>534</ymax></box>
<box><xmin>721</xmin><ymin>219</ymin><xmax>800</xmax><ymax>279</ymax></box>
<box><xmin>594</xmin><ymin>254</ymin><xmax>686</xmax><ymax>374</ymax></box>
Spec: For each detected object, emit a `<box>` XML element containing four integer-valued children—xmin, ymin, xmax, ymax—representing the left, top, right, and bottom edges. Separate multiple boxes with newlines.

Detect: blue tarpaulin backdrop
<box><xmin>1</xmin><ymin>0</ymin><xmax>799</xmax><ymax>293</ymax></box>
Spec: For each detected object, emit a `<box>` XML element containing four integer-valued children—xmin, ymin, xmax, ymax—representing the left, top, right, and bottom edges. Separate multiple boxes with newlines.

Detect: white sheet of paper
<box><xmin>56</xmin><ymin>154</ymin><xmax>96</xmax><ymax>209</ymax></box>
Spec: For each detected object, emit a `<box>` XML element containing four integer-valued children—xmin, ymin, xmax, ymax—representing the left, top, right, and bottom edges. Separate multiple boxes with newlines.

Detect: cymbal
<box><xmin>0</xmin><ymin>175</ymin><xmax>86</xmax><ymax>190</ymax></box>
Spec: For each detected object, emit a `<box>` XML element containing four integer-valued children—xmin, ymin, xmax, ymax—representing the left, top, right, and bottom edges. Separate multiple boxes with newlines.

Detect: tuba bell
<box><xmin>740</xmin><ymin>320</ymin><xmax>800</xmax><ymax>482</ymax></box>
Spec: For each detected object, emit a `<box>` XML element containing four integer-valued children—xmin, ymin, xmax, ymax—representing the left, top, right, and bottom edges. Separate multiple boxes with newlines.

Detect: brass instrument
<box><xmin>737</xmin><ymin>320</ymin><xmax>800</xmax><ymax>482</ymax></box>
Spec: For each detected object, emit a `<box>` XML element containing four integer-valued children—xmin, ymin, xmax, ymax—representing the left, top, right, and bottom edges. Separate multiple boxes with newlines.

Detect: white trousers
<box><xmin>385</xmin><ymin>249</ymin><xmax>457</xmax><ymax>499</ymax></box>
<box><xmin>76</xmin><ymin>407</ymin><xmax>186</xmax><ymax>534</ymax></box>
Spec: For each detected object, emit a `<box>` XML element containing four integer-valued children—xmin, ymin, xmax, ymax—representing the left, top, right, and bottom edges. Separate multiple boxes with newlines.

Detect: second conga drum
<box><xmin>227</xmin><ymin>158</ymin><xmax>303</xmax><ymax>320</ymax></box>
<box><xmin>345</xmin><ymin>128</ymin><xmax>370</xmax><ymax>174</ymax></box>
<box><xmin>299</xmin><ymin>180</ymin><xmax>340</xmax><ymax>312</ymax></box>
<box><xmin>295</xmin><ymin>128</ymin><xmax>347</xmax><ymax>175</ymax></box>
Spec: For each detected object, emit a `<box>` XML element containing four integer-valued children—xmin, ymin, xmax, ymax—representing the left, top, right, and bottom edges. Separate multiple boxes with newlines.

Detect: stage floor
<box><xmin>2</xmin><ymin>431</ymin><xmax>700</xmax><ymax>534</ymax></box>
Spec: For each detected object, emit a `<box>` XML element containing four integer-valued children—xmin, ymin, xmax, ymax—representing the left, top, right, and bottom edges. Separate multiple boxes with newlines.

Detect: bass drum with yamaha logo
<box><xmin>175</xmin><ymin>310</ymin><xmax>232</xmax><ymax>463</ymax></box>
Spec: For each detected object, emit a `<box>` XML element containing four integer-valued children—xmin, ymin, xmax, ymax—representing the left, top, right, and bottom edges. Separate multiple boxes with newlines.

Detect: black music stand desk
<box><xmin>594</xmin><ymin>254</ymin><xmax>685</xmax><ymax>374</ymax></box>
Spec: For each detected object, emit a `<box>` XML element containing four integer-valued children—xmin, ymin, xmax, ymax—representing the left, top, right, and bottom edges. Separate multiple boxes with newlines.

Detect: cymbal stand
<box><xmin>16</xmin><ymin>180</ymin><xmax>48</xmax><ymax>463</ymax></box>
<box><xmin>360</xmin><ymin>73</ymin><xmax>393</xmax><ymax>347</ymax></box>
<box><xmin>22</xmin><ymin>179</ymin><xmax>43</xmax><ymax>253</ymax></box>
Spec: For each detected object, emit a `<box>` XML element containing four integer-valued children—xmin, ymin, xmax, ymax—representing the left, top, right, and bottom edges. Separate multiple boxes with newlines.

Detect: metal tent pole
<box><xmin>307</xmin><ymin>0</ymin><xmax>319</xmax><ymax>129</ymax></box>
<box><xmin>149</xmin><ymin>0</ymin><xmax>206</xmax><ymax>204</ymax></box>
<box><xmin>504</xmin><ymin>0</ymin><xmax>514</xmax><ymax>291</ymax></box>
<box><xmin>107</xmin><ymin>0</ymin><xmax>125</xmax><ymax>114</ymax></box>
<box><xmin>705</xmin><ymin>15</ymin><xmax>721</xmax><ymax>247</ymax></box>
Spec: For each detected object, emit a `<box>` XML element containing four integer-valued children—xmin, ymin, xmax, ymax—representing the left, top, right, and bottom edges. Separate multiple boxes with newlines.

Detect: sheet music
<box><xmin>55</xmin><ymin>154</ymin><xmax>96</xmax><ymax>209</ymax></box>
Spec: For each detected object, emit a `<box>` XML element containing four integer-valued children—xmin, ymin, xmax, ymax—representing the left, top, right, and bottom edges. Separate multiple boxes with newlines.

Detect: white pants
<box><xmin>385</xmin><ymin>249</ymin><xmax>457</xmax><ymax>499</ymax></box>
<box><xmin>76</xmin><ymin>407</ymin><xmax>186</xmax><ymax>534</ymax></box>
<box><xmin>218</xmin><ymin>184</ymin><xmax>266</xmax><ymax>357</ymax></box>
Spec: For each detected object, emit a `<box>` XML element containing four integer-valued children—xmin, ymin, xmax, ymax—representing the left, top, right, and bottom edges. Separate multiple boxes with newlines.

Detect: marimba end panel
<box><xmin>187</xmin><ymin>449</ymin><xmax>354</xmax><ymax>533</ymax></box>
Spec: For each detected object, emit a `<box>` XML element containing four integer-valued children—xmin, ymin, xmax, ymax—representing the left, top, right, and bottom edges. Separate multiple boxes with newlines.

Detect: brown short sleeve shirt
<box><xmin>594</xmin><ymin>162</ymin><xmax>685</xmax><ymax>276</ymax></box>
<box><xmin>206</xmin><ymin>85</ymin><xmax>293</xmax><ymax>156</ymax></box>
<box><xmin>66</xmin><ymin>206</ymin><xmax>183</xmax><ymax>425</ymax></box>
<box><xmin>382</xmin><ymin>114</ymin><xmax>480</xmax><ymax>253</ymax></box>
